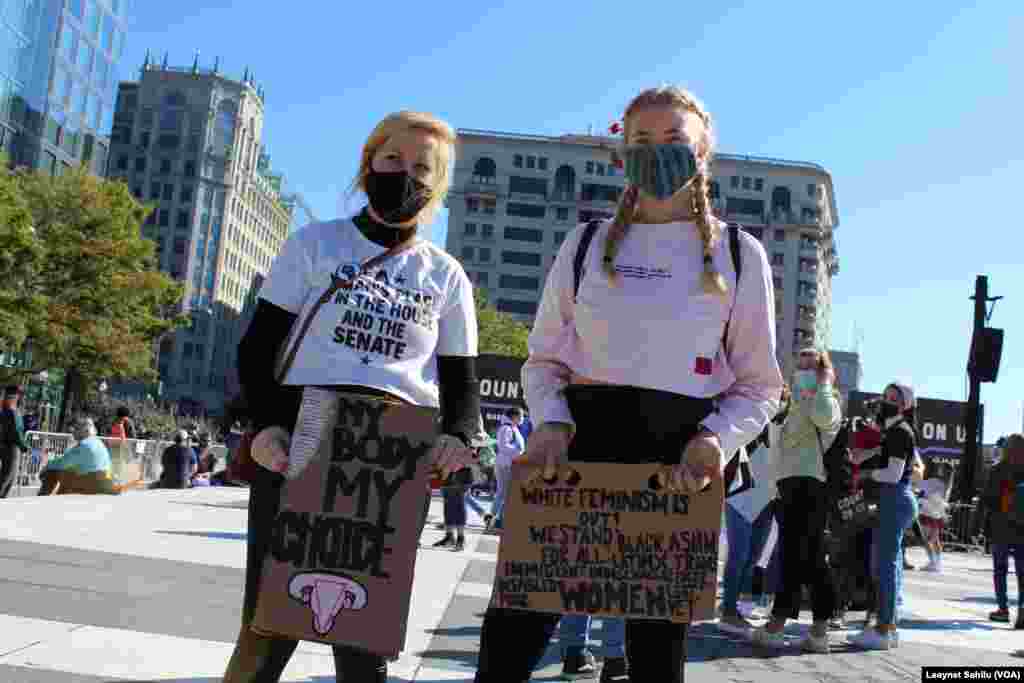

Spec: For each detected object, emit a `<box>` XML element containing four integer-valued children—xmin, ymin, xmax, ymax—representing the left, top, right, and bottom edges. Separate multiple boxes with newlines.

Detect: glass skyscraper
<box><xmin>0</xmin><ymin>0</ymin><xmax>130</xmax><ymax>175</ymax></box>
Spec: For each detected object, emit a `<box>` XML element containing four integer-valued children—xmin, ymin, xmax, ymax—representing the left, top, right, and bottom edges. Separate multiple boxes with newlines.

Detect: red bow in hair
<box><xmin>609</xmin><ymin>121</ymin><xmax>622</xmax><ymax>135</ymax></box>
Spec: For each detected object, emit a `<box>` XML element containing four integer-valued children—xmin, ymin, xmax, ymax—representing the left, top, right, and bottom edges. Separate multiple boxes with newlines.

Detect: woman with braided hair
<box><xmin>472</xmin><ymin>86</ymin><xmax>783</xmax><ymax>683</ymax></box>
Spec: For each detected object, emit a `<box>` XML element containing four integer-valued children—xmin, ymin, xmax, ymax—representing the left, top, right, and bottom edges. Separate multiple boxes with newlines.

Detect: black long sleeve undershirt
<box><xmin>237</xmin><ymin>207</ymin><xmax>480</xmax><ymax>444</ymax></box>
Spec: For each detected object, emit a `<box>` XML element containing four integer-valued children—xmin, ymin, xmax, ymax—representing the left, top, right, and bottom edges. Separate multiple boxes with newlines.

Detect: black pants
<box><xmin>772</xmin><ymin>476</ymin><xmax>837</xmax><ymax>623</ymax></box>
<box><xmin>442</xmin><ymin>485</ymin><xmax>467</xmax><ymax>527</ymax></box>
<box><xmin>0</xmin><ymin>449</ymin><xmax>19</xmax><ymax>498</ymax></box>
<box><xmin>223</xmin><ymin>467</ymin><xmax>389</xmax><ymax>682</ymax></box>
<box><xmin>474</xmin><ymin>386</ymin><xmax>713</xmax><ymax>683</ymax></box>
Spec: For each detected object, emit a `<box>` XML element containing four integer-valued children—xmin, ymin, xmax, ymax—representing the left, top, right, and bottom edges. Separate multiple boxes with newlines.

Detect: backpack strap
<box><xmin>573</xmin><ymin>220</ymin><xmax>603</xmax><ymax>300</ymax></box>
<box><xmin>721</xmin><ymin>223</ymin><xmax>743</xmax><ymax>352</ymax></box>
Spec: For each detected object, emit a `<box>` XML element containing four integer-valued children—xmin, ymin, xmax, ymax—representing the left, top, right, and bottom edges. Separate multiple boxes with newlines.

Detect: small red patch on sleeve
<box><xmin>695</xmin><ymin>357</ymin><xmax>713</xmax><ymax>375</ymax></box>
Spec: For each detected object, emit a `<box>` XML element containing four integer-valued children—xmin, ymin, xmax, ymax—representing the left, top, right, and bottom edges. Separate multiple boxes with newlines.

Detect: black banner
<box><xmin>847</xmin><ymin>391</ymin><xmax>984</xmax><ymax>468</ymax></box>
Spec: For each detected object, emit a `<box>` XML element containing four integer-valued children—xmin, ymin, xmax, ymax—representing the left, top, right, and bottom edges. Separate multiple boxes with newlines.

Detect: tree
<box><xmin>0</xmin><ymin>161</ymin><xmax>45</xmax><ymax>355</ymax></box>
<box><xmin>474</xmin><ymin>289</ymin><xmax>530</xmax><ymax>358</ymax></box>
<box><xmin>0</xmin><ymin>166</ymin><xmax>188</xmax><ymax>428</ymax></box>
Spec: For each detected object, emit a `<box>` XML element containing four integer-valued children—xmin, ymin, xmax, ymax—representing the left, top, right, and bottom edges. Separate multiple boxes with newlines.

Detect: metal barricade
<box><xmin>17</xmin><ymin>431</ymin><xmax>74</xmax><ymax>493</ymax></box>
<box><xmin>14</xmin><ymin>433</ymin><xmax>227</xmax><ymax>496</ymax></box>
<box><xmin>941</xmin><ymin>502</ymin><xmax>987</xmax><ymax>553</ymax></box>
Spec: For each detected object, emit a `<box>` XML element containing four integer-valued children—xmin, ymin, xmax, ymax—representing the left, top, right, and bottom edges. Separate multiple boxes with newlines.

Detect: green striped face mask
<box><xmin>623</xmin><ymin>143</ymin><xmax>699</xmax><ymax>200</ymax></box>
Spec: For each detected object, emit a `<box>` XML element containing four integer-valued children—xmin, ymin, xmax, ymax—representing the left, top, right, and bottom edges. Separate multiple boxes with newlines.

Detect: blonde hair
<box><xmin>353</xmin><ymin>111</ymin><xmax>457</xmax><ymax>222</ymax></box>
<box><xmin>605</xmin><ymin>86</ymin><xmax>727</xmax><ymax>296</ymax></box>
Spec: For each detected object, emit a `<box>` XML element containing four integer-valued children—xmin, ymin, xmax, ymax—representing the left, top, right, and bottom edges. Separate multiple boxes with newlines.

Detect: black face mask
<box><xmin>365</xmin><ymin>170</ymin><xmax>432</xmax><ymax>225</ymax></box>
<box><xmin>877</xmin><ymin>402</ymin><xmax>900</xmax><ymax>422</ymax></box>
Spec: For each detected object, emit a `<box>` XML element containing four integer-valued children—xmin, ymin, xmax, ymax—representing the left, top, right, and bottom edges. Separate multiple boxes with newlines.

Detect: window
<box><xmin>513</xmin><ymin>154</ymin><xmax>523</xmax><ymax>168</ymax></box>
<box><xmin>526</xmin><ymin>155</ymin><xmax>536</xmax><ymax>169</ymax></box>
<box><xmin>194</xmin><ymin>343</ymin><xmax>204</xmax><ymax>360</ymax></box>
<box><xmin>183</xmin><ymin>342</ymin><xmax>194</xmax><ymax>359</ymax></box>
<box><xmin>132</xmin><ymin>186</ymin><xmax>142</xmax><ymax>198</ymax></box>
<box><xmin>478</xmin><ymin>248</ymin><xmax>492</xmax><ymax>262</ymax></box>
<box><xmin>150</xmin><ymin>182</ymin><xmax>161</xmax><ymax>199</ymax></box>
<box><xmin>472</xmin><ymin>157</ymin><xmax>497</xmax><ymax>182</ymax></box>
<box><xmin>177</xmin><ymin>210</ymin><xmax>190</xmax><ymax>229</ymax></box>
<box><xmin>754</xmin><ymin>178</ymin><xmax>764</xmax><ymax>192</ymax></box>
<box><xmin>500</xmin><ymin>275</ymin><xmax>540</xmax><ymax>290</ymax></box>
<box><xmin>506</xmin><ymin>202</ymin><xmax>545</xmax><ymax>219</ymax></box>
<box><xmin>466</xmin><ymin>198</ymin><xmax>480</xmax><ymax>213</ymax></box>
<box><xmin>481</xmin><ymin>224</ymin><xmax>494</xmax><ymax>239</ymax></box>
<box><xmin>771</xmin><ymin>253</ymin><xmax>784</xmax><ymax>266</ymax></box>
<box><xmin>180</xmin><ymin>185</ymin><xmax>193</xmax><ymax>203</ymax></box>
<box><xmin>173</xmin><ymin>237</ymin><xmax>186</xmax><ymax>255</ymax></box>
<box><xmin>184</xmin><ymin>160</ymin><xmax>196</xmax><ymax>177</ymax></box>
<box><xmin>476</xmin><ymin>272</ymin><xmax>489</xmax><ymax>285</ymax></box>
<box><xmin>774</xmin><ymin>229</ymin><xmax>785</xmax><ymax>241</ymax></box>
<box><xmin>134</xmin><ymin>157</ymin><xmax>146</xmax><ymax>172</ymax></box>
<box><xmin>504</xmin><ymin>226</ymin><xmax>543</xmax><ymax>243</ymax></box>
<box><xmin>581</xmin><ymin>184</ymin><xmax>621</xmax><ymax>203</ymax></box>
<box><xmin>596</xmin><ymin>163</ymin><xmax>605</xmax><ymax>176</ymax></box>
<box><xmin>158</xmin><ymin>209</ymin><xmax>169</xmax><ymax>226</ymax></box>
<box><xmin>139</xmin><ymin>130</ymin><xmax>150</xmax><ymax>147</ymax></box>
<box><xmin>482</xmin><ymin>199</ymin><xmax>496</xmax><ymax>215</ymax></box>
<box><xmin>710</xmin><ymin>181</ymin><xmax>720</xmax><ymax>199</ymax></box>
<box><xmin>807</xmin><ymin>183</ymin><xmax>817</xmax><ymax>198</ymax></box>
<box><xmin>555</xmin><ymin>231</ymin><xmax>567</xmax><ymax>245</ymax></box>
<box><xmin>538</xmin><ymin>157</ymin><xmax>548</xmax><ymax>170</ymax></box>
<box><xmin>726</xmin><ymin>197</ymin><xmax>764</xmax><ymax>216</ymax></box>
<box><xmin>115</xmin><ymin>155</ymin><xmax>127</xmax><ymax>170</ymax></box>
<box><xmin>157</xmin><ymin>134</ymin><xmax>179</xmax><ymax>150</ymax></box>
<box><xmin>586</xmin><ymin>161</ymin><xmax>594</xmax><ymax>174</ymax></box>
<box><xmin>497</xmin><ymin>299</ymin><xmax>538</xmax><ymax>315</ymax></box>
<box><xmin>556</xmin><ymin>207</ymin><xmax>570</xmax><ymax>221</ymax></box>
<box><xmin>773</xmin><ymin>276</ymin><xmax>783</xmax><ymax>290</ymax></box>
<box><xmin>502</xmin><ymin>251</ymin><xmax>541</xmax><ymax>267</ymax></box>
<box><xmin>461</xmin><ymin>246</ymin><xmax>474</xmax><ymax>260</ymax></box>
<box><xmin>464</xmin><ymin>222</ymin><xmax>477</xmax><ymax>236</ymax></box>
<box><xmin>730</xmin><ymin>176</ymin><xmax>739</xmax><ymax>189</ymax></box>
<box><xmin>509</xmin><ymin>176</ymin><xmax>548</xmax><ymax>197</ymax></box>
<box><xmin>742</xmin><ymin>176</ymin><xmax>752</xmax><ymax>190</ymax></box>
<box><xmin>162</xmin><ymin>183</ymin><xmax>174</xmax><ymax>201</ymax></box>
<box><xmin>157</xmin><ymin>158</ymin><xmax>171</xmax><ymax>175</ymax></box>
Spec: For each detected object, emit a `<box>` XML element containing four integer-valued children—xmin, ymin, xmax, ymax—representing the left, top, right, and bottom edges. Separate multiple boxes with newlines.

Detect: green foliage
<box><xmin>474</xmin><ymin>289</ymin><xmax>530</xmax><ymax>358</ymax></box>
<box><xmin>0</xmin><ymin>166</ymin><xmax>188</xmax><ymax>393</ymax></box>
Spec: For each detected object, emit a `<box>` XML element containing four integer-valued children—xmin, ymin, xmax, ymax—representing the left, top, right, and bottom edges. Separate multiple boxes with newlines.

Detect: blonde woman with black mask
<box><xmin>472</xmin><ymin>86</ymin><xmax>783</xmax><ymax>683</ymax></box>
<box><xmin>224</xmin><ymin>112</ymin><xmax>480</xmax><ymax>683</ymax></box>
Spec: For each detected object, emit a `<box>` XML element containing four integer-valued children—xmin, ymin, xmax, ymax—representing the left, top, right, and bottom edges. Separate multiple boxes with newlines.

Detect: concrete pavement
<box><xmin>0</xmin><ymin>487</ymin><xmax>1018</xmax><ymax>681</ymax></box>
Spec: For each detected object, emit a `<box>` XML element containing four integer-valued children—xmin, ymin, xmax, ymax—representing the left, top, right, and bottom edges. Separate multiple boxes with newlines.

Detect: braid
<box><xmin>602</xmin><ymin>185</ymin><xmax>638</xmax><ymax>283</ymax></box>
<box><xmin>691</xmin><ymin>172</ymin><xmax>728</xmax><ymax>296</ymax></box>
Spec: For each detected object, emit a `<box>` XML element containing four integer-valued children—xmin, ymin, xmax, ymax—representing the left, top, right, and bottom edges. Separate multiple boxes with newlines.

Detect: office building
<box><xmin>446</xmin><ymin>129</ymin><xmax>840</xmax><ymax>378</ymax></box>
<box><xmin>0</xmin><ymin>0</ymin><xmax>130</xmax><ymax>174</ymax></box>
<box><xmin>106</xmin><ymin>57</ymin><xmax>295</xmax><ymax>415</ymax></box>
<box><xmin>828</xmin><ymin>349</ymin><xmax>862</xmax><ymax>409</ymax></box>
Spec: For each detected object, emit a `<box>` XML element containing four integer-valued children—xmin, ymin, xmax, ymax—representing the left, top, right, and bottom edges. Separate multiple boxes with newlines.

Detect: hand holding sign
<box><xmin>252</xmin><ymin>426</ymin><xmax>292</xmax><ymax>474</ymax></box>
<box><xmin>520</xmin><ymin>423</ymin><xmax>573</xmax><ymax>483</ymax></box>
<box><xmin>669</xmin><ymin>433</ymin><xmax>721</xmax><ymax>494</ymax></box>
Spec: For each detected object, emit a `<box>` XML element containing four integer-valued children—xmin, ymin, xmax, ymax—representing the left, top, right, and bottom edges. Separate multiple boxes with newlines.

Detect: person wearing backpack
<box><xmin>474</xmin><ymin>85</ymin><xmax>783</xmax><ymax>683</ymax></box>
<box><xmin>752</xmin><ymin>348</ymin><xmax>842</xmax><ymax>654</ymax></box>
<box><xmin>982</xmin><ymin>433</ymin><xmax>1024</xmax><ymax>628</ymax></box>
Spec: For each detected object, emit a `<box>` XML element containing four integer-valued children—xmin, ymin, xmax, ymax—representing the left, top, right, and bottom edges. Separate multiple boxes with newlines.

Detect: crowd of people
<box><xmin>0</xmin><ymin>85</ymin><xmax>1019</xmax><ymax>682</ymax></box>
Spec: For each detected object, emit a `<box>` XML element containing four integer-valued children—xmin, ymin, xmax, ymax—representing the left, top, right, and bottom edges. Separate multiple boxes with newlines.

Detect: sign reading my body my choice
<box><xmin>252</xmin><ymin>390</ymin><xmax>437</xmax><ymax>657</ymax></box>
<box><xmin>493</xmin><ymin>463</ymin><xmax>723</xmax><ymax>623</ymax></box>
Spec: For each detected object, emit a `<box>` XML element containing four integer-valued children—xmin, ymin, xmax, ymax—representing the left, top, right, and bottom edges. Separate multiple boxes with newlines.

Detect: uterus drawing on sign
<box><xmin>288</xmin><ymin>571</ymin><xmax>369</xmax><ymax>636</ymax></box>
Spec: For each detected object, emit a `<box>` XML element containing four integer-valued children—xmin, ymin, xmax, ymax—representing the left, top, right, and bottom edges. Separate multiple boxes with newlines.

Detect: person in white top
<box><xmin>472</xmin><ymin>86</ymin><xmax>783</xmax><ymax>683</ymax></box>
<box><xmin>226</xmin><ymin>111</ymin><xmax>480</xmax><ymax>683</ymax></box>
<box><xmin>486</xmin><ymin>407</ymin><xmax>526</xmax><ymax>531</ymax></box>
<box><xmin>917</xmin><ymin>467</ymin><xmax>951</xmax><ymax>572</ymax></box>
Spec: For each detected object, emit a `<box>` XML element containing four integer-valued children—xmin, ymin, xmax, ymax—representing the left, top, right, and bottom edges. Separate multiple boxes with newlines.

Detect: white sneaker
<box><xmin>848</xmin><ymin>628</ymin><xmax>897</xmax><ymax>650</ymax></box>
<box><xmin>799</xmin><ymin>631</ymin><xmax>831</xmax><ymax>653</ymax></box>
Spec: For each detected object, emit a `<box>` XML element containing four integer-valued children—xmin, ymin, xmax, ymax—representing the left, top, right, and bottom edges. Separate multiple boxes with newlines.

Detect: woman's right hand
<box><xmin>251</xmin><ymin>426</ymin><xmax>291</xmax><ymax>474</ymax></box>
<box><xmin>521</xmin><ymin>423</ymin><xmax>573</xmax><ymax>481</ymax></box>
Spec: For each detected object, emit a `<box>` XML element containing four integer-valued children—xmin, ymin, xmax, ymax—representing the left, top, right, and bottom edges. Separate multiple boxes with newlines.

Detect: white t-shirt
<box><xmin>258</xmin><ymin>218</ymin><xmax>478</xmax><ymax>408</ymax></box>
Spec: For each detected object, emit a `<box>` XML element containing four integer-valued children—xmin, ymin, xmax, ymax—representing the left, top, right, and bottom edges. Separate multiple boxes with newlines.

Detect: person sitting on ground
<box><xmin>39</xmin><ymin>417</ymin><xmax>118</xmax><ymax>495</ymax></box>
<box><xmin>150</xmin><ymin>430</ymin><xmax>195</xmax><ymax>489</ymax></box>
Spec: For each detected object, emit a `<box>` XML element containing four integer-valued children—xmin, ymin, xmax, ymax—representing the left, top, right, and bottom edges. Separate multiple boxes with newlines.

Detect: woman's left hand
<box><xmin>669</xmin><ymin>433</ymin><xmax>722</xmax><ymax>493</ymax></box>
<box><xmin>429</xmin><ymin>434</ymin><xmax>476</xmax><ymax>480</ymax></box>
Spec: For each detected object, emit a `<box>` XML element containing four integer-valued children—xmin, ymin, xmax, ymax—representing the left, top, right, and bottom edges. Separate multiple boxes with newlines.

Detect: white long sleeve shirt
<box><xmin>495</xmin><ymin>421</ymin><xmax>525</xmax><ymax>468</ymax></box>
<box><xmin>522</xmin><ymin>219</ymin><xmax>783</xmax><ymax>460</ymax></box>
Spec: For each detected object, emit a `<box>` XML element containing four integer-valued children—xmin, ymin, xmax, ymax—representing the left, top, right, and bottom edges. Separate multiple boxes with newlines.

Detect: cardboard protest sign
<box><xmin>252</xmin><ymin>390</ymin><xmax>437</xmax><ymax>657</ymax></box>
<box><xmin>493</xmin><ymin>463</ymin><xmax>722</xmax><ymax>623</ymax></box>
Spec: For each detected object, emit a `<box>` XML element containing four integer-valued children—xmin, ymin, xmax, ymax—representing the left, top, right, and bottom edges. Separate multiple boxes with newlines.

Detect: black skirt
<box><xmin>564</xmin><ymin>385</ymin><xmax>714</xmax><ymax>466</ymax></box>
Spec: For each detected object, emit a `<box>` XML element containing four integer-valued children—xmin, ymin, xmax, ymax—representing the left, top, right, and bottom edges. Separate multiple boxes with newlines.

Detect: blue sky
<box><xmin>122</xmin><ymin>2</ymin><xmax>1022</xmax><ymax>440</ymax></box>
